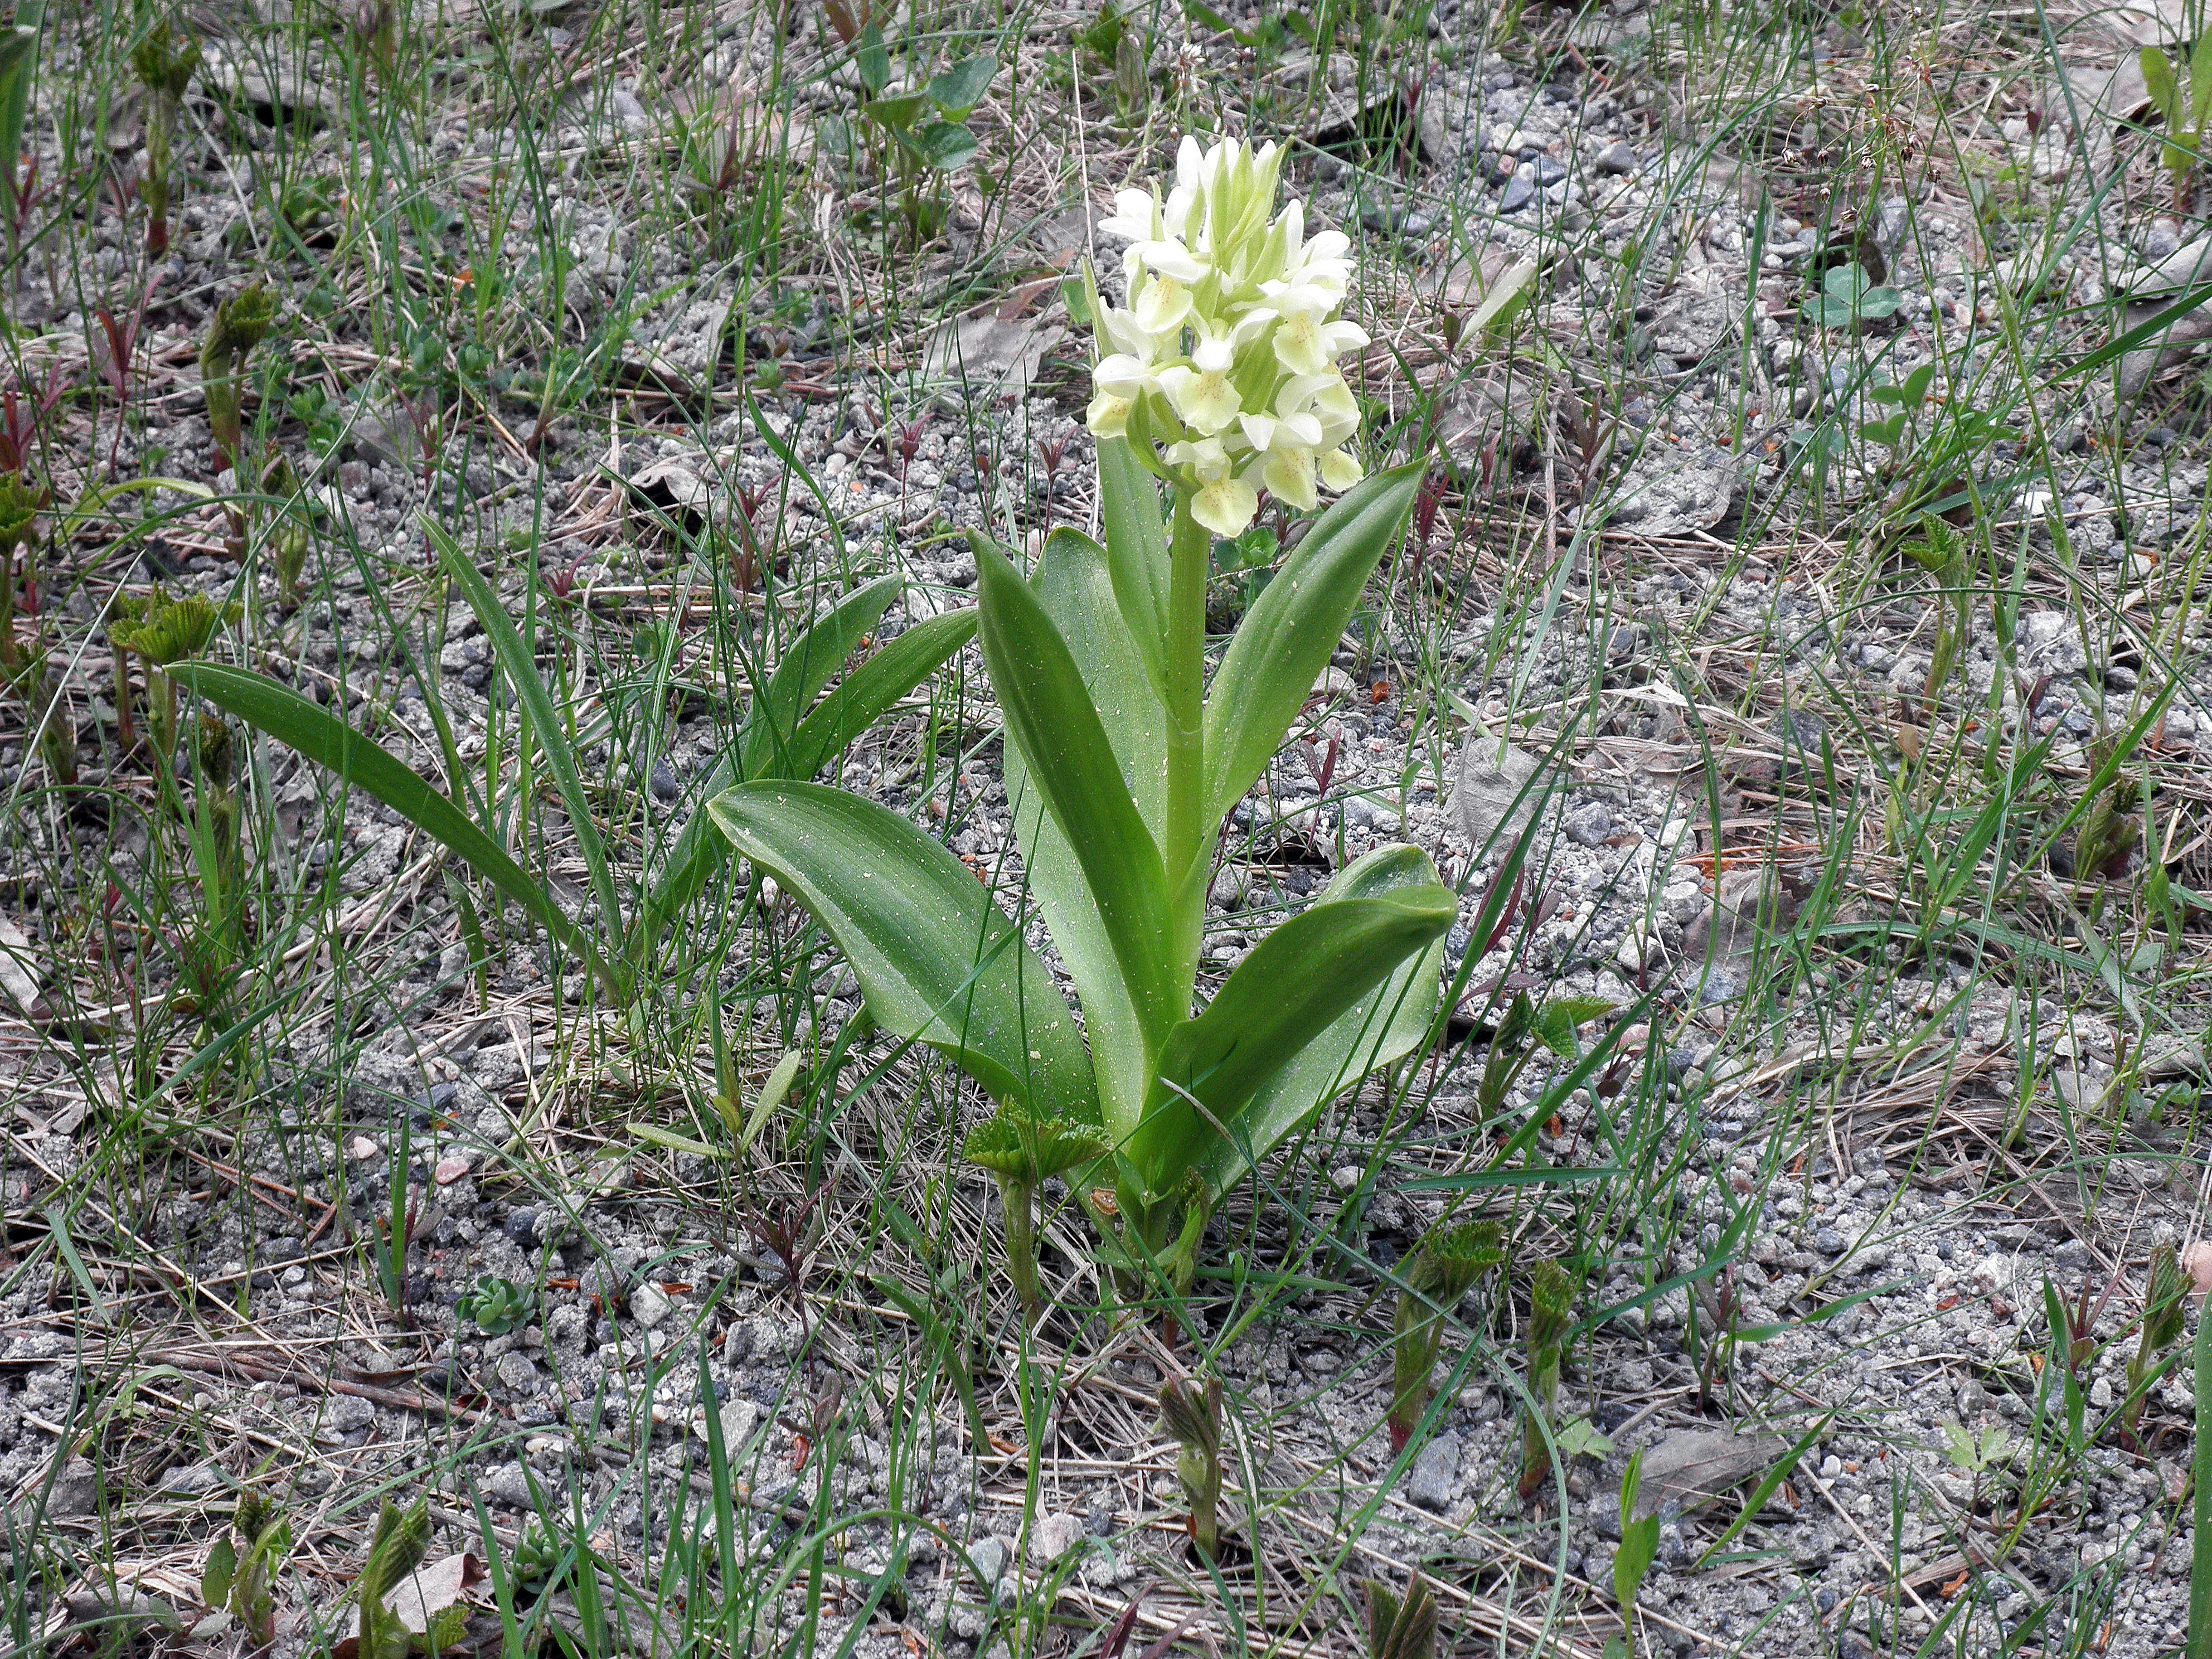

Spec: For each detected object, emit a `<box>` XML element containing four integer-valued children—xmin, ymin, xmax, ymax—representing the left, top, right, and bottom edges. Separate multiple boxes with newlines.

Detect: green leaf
<box><xmin>1128</xmin><ymin>847</ymin><xmax>1453</xmax><ymax>1196</ymax></box>
<box><xmin>916</xmin><ymin>119</ymin><xmax>977</xmax><ymax>170</ymax></box>
<box><xmin>1097</xmin><ymin>436</ymin><xmax>1170</xmax><ymax>699</ymax></box>
<box><xmin>169</xmin><ymin>663</ymin><xmax>626</xmax><ymax>1002</ymax></box>
<box><xmin>632</xmin><ymin>1122</ymin><xmax>724</xmax><ymax>1159</ymax></box>
<box><xmin>1857</xmin><ymin>285</ymin><xmax>1903</xmax><ymax>321</ymax></box>
<box><xmin>975</xmin><ymin>540</ymin><xmax>1179</xmax><ymax>1045</ymax></box>
<box><xmin>632</xmin><ymin>590</ymin><xmax>965</xmax><ymax>962</ymax></box>
<box><xmin>2143</xmin><ymin>46</ymin><xmax>2180</xmax><ymax>126</ymax></box>
<box><xmin>737</xmin><ymin>574</ymin><xmax>903</xmax><ymax>778</ymax></box>
<box><xmin>999</xmin><ymin>528</ymin><xmax>1167</xmax><ymax>1139</ymax></box>
<box><xmin>1197</xmin><ymin>843</ymin><xmax>1450</xmax><ymax>1197</ymax></box>
<box><xmin>430</xmin><ymin>523</ymin><xmax>623</xmax><ymax>961</ymax></box>
<box><xmin>1823</xmin><ymin>263</ymin><xmax>1868</xmax><ymax>305</ymax></box>
<box><xmin>202</xmin><ymin>1536</ymin><xmax>236</xmax><ymax>1608</ymax></box>
<box><xmin>862</xmin><ymin>89</ymin><xmax>930</xmax><ymax>130</ymax></box>
<box><xmin>1202</xmin><ymin>462</ymin><xmax>1423</xmax><ymax>827</ymax></box>
<box><xmin>962</xmin><ymin>1109</ymin><xmax>1107</xmax><ymax>1181</ymax></box>
<box><xmin>1532</xmin><ymin>995</ymin><xmax>1613</xmax><ymax>1058</ymax></box>
<box><xmin>928</xmin><ymin>55</ymin><xmax>996</xmax><ymax>118</ymax></box>
<box><xmin>855</xmin><ymin>24</ymin><xmax>890</xmax><ymax>95</ymax></box>
<box><xmin>1465</xmin><ymin>258</ymin><xmax>1537</xmax><ymax>339</ymax></box>
<box><xmin>707</xmin><ymin>781</ymin><xmax>1097</xmax><ymax>1123</ymax></box>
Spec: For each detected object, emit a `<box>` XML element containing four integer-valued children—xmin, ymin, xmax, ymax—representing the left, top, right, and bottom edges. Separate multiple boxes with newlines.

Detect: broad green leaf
<box><xmin>855</xmin><ymin>25</ymin><xmax>890</xmax><ymax>95</ymax></box>
<box><xmin>862</xmin><ymin>90</ymin><xmax>930</xmax><ymax>130</ymax></box>
<box><xmin>1000</xmin><ymin>528</ymin><xmax>1168</xmax><ymax>1139</ymax></box>
<box><xmin>202</xmin><ymin>1536</ymin><xmax>236</xmax><ymax>1608</ymax></box>
<box><xmin>975</xmin><ymin>541</ymin><xmax>1179</xmax><ymax>1044</ymax></box>
<box><xmin>917</xmin><ymin>120</ymin><xmax>978</xmax><ymax>170</ymax></box>
<box><xmin>634</xmin><ymin>606</ymin><xmax>976</xmax><ymax>961</ymax></box>
<box><xmin>736</xmin><ymin>574</ymin><xmax>903</xmax><ymax>778</ymax></box>
<box><xmin>430</xmin><ymin>523</ymin><xmax>623</xmax><ymax>955</ymax></box>
<box><xmin>632</xmin><ymin>1122</ymin><xmax>724</xmax><ymax>1159</ymax></box>
<box><xmin>2192</xmin><ymin>35</ymin><xmax>2212</xmax><ymax>137</ymax></box>
<box><xmin>1196</xmin><ymin>843</ymin><xmax>1451</xmax><ymax>1197</ymax></box>
<box><xmin>169</xmin><ymin>663</ymin><xmax>626</xmax><ymax>1001</ymax></box>
<box><xmin>1128</xmin><ymin>845</ymin><xmax>1453</xmax><ymax>1195</ymax></box>
<box><xmin>928</xmin><ymin>55</ymin><xmax>996</xmax><ymax>118</ymax></box>
<box><xmin>1203</xmin><ymin>463</ymin><xmax>1423</xmax><ymax>827</ymax></box>
<box><xmin>2143</xmin><ymin>46</ymin><xmax>2180</xmax><ymax>126</ymax></box>
<box><xmin>1097</xmin><ymin>436</ymin><xmax>1170</xmax><ymax>697</ymax></box>
<box><xmin>707</xmin><ymin>782</ymin><xmax>1096</xmax><ymax>1123</ymax></box>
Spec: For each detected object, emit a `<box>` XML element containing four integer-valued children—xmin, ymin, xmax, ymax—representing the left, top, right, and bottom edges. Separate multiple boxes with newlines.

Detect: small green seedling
<box><xmin>0</xmin><ymin>470</ymin><xmax>42</xmax><ymax>672</ymax></box>
<box><xmin>1361</xmin><ymin>1573</ymin><xmax>1439</xmax><ymax>1659</ymax></box>
<box><xmin>455</xmin><ymin>1274</ymin><xmax>531</xmax><ymax>1336</ymax></box>
<box><xmin>2129</xmin><ymin>1242</ymin><xmax>2190</xmax><ymax>1433</ymax></box>
<box><xmin>1478</xmin><ymin>992</ymin><xmax>1611</xmax><ymax>1117</ymax></box>
<box><xmin>1896</xmin><ymin>514</ymin><xmax>1973</xmax><ymax>711</ymax></box>
<box><xmin>201</xmin><ymin>1487</ymin><xmax>290</xmax><ymax>1650</ymax></box>
<box><xmin>962</xmin><ymin>1113</ymin><xmax>1105</xmax><ymax>1322</ymax></box>
<box><xmin>131</xmin><ymin>22</ymin><xmax>199</xmax><ymax>256</ymax></box>
<box><xmin>2141</xmin><ymin>38</ymin><xmax>2212</xmax><ymax>210</ymax></box>
<box><xmin>352</xmin><ymin>1499</ymin><xmax>463</xmax><ymax>1659</ymax></box>
<box><xmin>1611</xmin><ymin>1448</ymin><xmax>1661</xmax><ymax>1649</ymax></box>
<box><xmin>850</xmin><ymin>34</ymin><xmax>994</xmax><ymax>240</ymax></box>
<box><xmin>111</xmin><ymin>586</ymin><xmax>240</xmax><ymax>767</ymax></box>
<box><xmin>1159</xmin><ymin>1374</ymin><xmax>1224</xmax><ymax>1561</ymax></box>
<box><xmin>201</xmin><ymin>284</ymin><xmax>276</xmax><ymax>475</ymax></box>
<box><xmin>1517</xmin><ymin>1259</ymin><xmax>1578</xmax><ymax>1500</ymax></box>
<box><xmin>1388</xmin><ymin>1220</ymin><xmax>1503</xmax><ymax>1452</ymax></box>
<box><xmin>1802</xmin><ymin>262</ymin><xmax>1902</xmax><ymax>328</ymax></box>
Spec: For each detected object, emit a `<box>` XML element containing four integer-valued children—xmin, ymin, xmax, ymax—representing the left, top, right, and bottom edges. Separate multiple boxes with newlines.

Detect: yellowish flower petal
<box><xmin>1191</xmin><ymin>476</ymin><xmax>1258</xmax><ymax>537</ymax></box>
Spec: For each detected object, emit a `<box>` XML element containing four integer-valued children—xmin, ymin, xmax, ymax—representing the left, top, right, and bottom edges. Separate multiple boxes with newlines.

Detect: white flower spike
<box><xmin>1087</xmin><ymin>133</ymin><xmax>1366</xmax><ymax>536</ymax></box>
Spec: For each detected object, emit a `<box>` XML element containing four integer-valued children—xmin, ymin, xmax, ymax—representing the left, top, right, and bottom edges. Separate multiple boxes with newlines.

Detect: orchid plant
<box><xmin>710</xmin><ymin>135</ymin><xmax>1451</xmax><ymax>1316</ymax></box>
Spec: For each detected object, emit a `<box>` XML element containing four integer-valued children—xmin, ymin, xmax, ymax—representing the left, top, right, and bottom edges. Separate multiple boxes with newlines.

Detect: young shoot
<box><xmin>1388</xmin><ymin>1220</ymin><xmax>1502</xmax><ymax>1452</ymax></box>
<box><xmin>1158</xmin><ymin>1373</ymin><xmax>1224</xmax><ymax>1560</ymax></box>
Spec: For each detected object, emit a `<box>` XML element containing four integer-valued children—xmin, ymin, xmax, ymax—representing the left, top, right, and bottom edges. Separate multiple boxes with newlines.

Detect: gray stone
<box><xmin>629</xmin><ymin>1282</ymin><xmax>674</xmax><ymax>1330</ymax></box>
<box><xmin>494</xmin><ymin>1350</ymin><xmax>541</xmax><ymax>1396</ymax></box>
<box><xmin>964</xmin><ymin>1535</ymin><xmax>1011</xmax><ymax>1586</ymax></box>
<box><xmin>485</xmin><ymin>1460</ymin><xmax>539</xmax><ymax>1508</ymax></box>
<box><xmin>1452</xmin><ymin>733</ymin><xmax>1546</xmax><ymax>852</ymax></box>
<box><xmin>1597</xmin><ymin>140</ymin><xmax>1640</xmax><ymax>174</ymax></box>
<box><xmin>1408</xmin><ymin>1430</ymin><xmax>1462</xmax><ymax>1511</ymax></box>
<box><xmin>1565</xmin><ymin>800</ymin><xmax>1613</xmax><ymax>846</ymax></box>
<box><xmin>1029</xmin><ymin>1512</ymin><xmax>1086</xmax><ymax>1566</ymax></box>
<box><xmin>1500</xmin><ymin>174</ymin><xmax>1536</xmax><ymax>213</ymax></box>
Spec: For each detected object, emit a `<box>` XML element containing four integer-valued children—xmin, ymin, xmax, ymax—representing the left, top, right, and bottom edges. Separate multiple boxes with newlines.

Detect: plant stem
<box><xmin>999</xmin><ymin>1175</ymin><xmax>1040</xmax><ymax>1323</ymax></box>
<box><xmin>1389</xmin><ymin>1310</ymin><xmax>1440</xmax><ymax>1454</ymax></box>
<box><xmin>2190</xmin><ymin>1303</ymin><xmax>2212</xmax><ymax>1658</ymax></box>
<box><xmin>1163</xmin><ymin>497</ymin><xmax>1209</xmax><ymax>999</ymax></box>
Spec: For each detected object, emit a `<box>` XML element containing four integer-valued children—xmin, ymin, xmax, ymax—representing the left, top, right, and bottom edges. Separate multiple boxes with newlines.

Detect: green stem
<box><xmin>1389</xmin><ymin>1305</ymin><xmax>1441</xmax><ymax>1454</ymax></box>
<box><xmin>1000</xmin><ymin>1176</ymin><xmax>1040</xmax><ymax>1323</ymax></box>
<box><xmin>1163</xmin><ymin>497</ymin><xmax>1210</xmax><ymax>1002</ymax></box>
<box><xmin>2190</xmin><ymin>1306</ymin><xmax>2212</xmax><ymax>1658</ymax></box>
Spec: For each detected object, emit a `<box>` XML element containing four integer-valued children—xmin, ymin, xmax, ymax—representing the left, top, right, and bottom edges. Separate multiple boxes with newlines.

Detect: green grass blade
<box><xmin>1202</xmin><ymin>462</ymin><xmax>1423</xmax><ymax>827</ymax></box>
<box><xmin>1129</xmin><ymin>851</ymin><xmax>1454</xmax><ymax>1196</ymax></box>
<box><xmin>429</xmin><ymin>521</ymin><xmax>623</xmax><ymax>953</ymax></box>
<box><xmin>171</xmin><ymin>661</ymin><xmax>626</xmax><ymax>1001</ymax></box>
<box><xmin>974</xmin><ymin>538</ymin><xmax>1179</xmax><ymax>1045</ymax></box>
<box><xmin>737</xmin><ymin>574</ymin><xmax>903</xmax><ymax>779</ymax></box>
<box><xmin>779</xmin><ymin>607</ymin><xmax>976</xmax><ymax>782</ymax></box>
<box><xmin>707</xmin><ymin>780</ymin><xmax>1097</xmax><ymax>1124</ymax></box>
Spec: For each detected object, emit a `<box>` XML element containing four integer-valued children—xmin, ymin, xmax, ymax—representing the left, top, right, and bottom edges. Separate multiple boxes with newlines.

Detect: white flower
<box><xmin>1166</xmin><ymin>436</ymin><xmax>1260</xmax><ymax>536</ymax></box>
<box><xmin>1084</xmin><ymin>134</ymin><xmax>1367</xmax><ymax>517</ymax></box>
<box><xmin>1129</xmin><ymin>271</ymin><xmax>1194</xmax><ymax>336</ymax></box>
<box><xmin>1271</xmin><ymin>308</ymin><xmax>1369</xmax><ymax>377</ymax></box>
